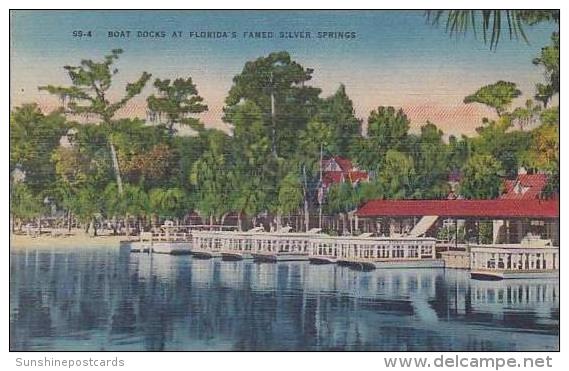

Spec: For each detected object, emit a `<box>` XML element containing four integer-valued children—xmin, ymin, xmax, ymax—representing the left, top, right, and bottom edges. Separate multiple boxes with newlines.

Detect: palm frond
<box><xmin>426</xmin><ymin>10</ymin><xmax>543</xmax><ymax>50</ymax></box>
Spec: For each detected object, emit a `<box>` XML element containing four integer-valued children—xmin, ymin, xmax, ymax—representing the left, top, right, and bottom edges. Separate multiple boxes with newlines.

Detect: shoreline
<box><xmin>10</xmin><ymin>234</ymin><xmax>127</xmax><ymax>249</ymax></box>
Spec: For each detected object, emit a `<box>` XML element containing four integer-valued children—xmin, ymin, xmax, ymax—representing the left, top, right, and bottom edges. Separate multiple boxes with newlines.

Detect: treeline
<box><xmin>10</xmin><ymin>15</ymin><xmax>559</xmax><ymax>235</ymax></box>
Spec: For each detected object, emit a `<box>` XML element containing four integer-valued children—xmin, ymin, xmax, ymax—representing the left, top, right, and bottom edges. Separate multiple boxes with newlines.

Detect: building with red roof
<box><xmin>356</xmin><ymin>199</ymin><xmax>558</xmax><ymax>219</ymax></box>
<box><xmin>354</xmin><ymin>199</ymin><xmax>559</xmax><ymax>246</ymax></box>
<box><xmin>321</xmin><ymin>156</ymin><xmax>369</xmax><ymax>188</ymax></box>
<box><xmin>500</xmin><ymin>173</ymin><xmax>549</xmax><ymax>200</ymax></box>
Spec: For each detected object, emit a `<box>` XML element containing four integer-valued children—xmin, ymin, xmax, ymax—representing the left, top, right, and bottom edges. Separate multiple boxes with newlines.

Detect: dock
<box><xmin>191</xmin><ymin>228</ymin><xmax>441</xmax><ymax>268</ymax></box>
<box><xmin>469</xmin><ymin>235</ymin><xmax>559</xmax><ymax>279</ymax></box>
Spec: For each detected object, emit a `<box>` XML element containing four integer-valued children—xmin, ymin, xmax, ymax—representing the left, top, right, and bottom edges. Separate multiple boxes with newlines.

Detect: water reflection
<box><xmin>10</xmin><ymin>247</ymin><xmax>559</xmax><ymax>351</ymax></box>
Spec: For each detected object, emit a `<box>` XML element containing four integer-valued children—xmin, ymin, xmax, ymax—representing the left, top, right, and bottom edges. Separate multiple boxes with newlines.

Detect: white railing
<box><xmin>191</xmin><ymin>230</ymin><xmax>437</xmax><ymax>261</ymax></box>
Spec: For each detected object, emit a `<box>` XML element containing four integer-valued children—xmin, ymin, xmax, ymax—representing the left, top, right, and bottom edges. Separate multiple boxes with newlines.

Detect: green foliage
<box><xmin>224</xmin><ymin>51</ymin><xmax>321</xmax><ymax>158</ymax></box>
<box><xmin>473</xmin><ymin>116</ymin><xmax>531</xmax><ymax>178</ymax></box>
<box><xmin>324</xmin><ymin>182</ymin><xmax>358</xmax><ymax>215</ymax></box>
<box><xmin>478</xmin><ymin>221</ymin><xmax>493</xmax><ymax>244</ymax></box>
<box><xmin>39</xmin><ymin>49</ymin><xmax>151</xmax><ymax>123</ymax></box>
<box><xmin>149</xmin><ymin>187</ymin><xmax>188</xmax><ymax>219</ymax></box>
<box><xmin>103</xmin><ymin>182</ymin><xmax>150</xmax><ymax>219</ymax></box>
<box><xmin>10</xmin><ymin>104</ymin><xmax>69</xmax><ymax>194</ymax></box>
<box><xmin>67</xmin><ymin>185</ymin><xmax>104</xmax><ymax>225</ymax></box>
<box><xmin>277</xmin><ymin>172</ymin><xmax>303</xmax><ymax>215</ymax></box>
<box><xmin>426</xmin><ymin>10</ymin><xmax>558</xmax><ymax>50</ymax></box>
<box><xmin>352</xmin><ymin>106</ymin><xmax>409</xmax><ymax>171</ymax></box>
<box><xmin>228</xmin><ymin>101</ymin><xmax>277</xmax><ymax>220</ymax></box>
<box><xmin>147</xmin><ymin>77</ymin><xmax>208</xmax><ymax>135</ymax></box>
<box><xmin>464</xmin><ymin>81</ymin><xmax>522</xmax><ymax>116</ymax></box>
<box><xmin>10</xmin><ymin>183</ymin><xmax>44</xmax><ymax>220</ymax></box>
<box><xmin>190</xmin><ymin>131</ymin><xmax>232</xmax><ymax>221</ymax></box>
<box><xmin>511</xmin><ymin>99</ymin><xmax>540</xmax><ymax>131</ymax></box>
<box><xmin>409</xmin><ymin>123</ymin><xmax>451</xmax><ymax>199</ymax></box>
<box><xmin>8</xmin><ymin>45</ymin><xmax>561</xmax><ymax>231</ymax></box>
<box><xmin>533</xmin><ymin>32</ymin><xmax>559</xmax><ymax>106</ymax></box>
<box><xmin>39</xmin><ymin>49</ymin><xmax>152</xmax><ymax>194</ymax></box>
<box><xmin>297</xmin><ymin>121</ymin><xmax>334</xmax><ymax>172</ymax></box>
<box><xmin>377</xmin><ymin>150</ymin><xmax>416</xmax><ymax>199</ymax></box>
<box><xmin>314</xmin><ymin>84</ymin><xmax>362</xmax><ymax>156</ymax></box>
<box><xmin>460</xmin><ymin>154</ymin><xmax>503</xmax><ymax>199</ymax></box>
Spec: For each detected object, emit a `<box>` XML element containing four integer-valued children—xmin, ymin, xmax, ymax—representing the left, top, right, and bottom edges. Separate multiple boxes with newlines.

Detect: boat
<box><xmin>469</xmin><ymin>234</ymin><xmax>559</xmax><ymax>280</ymax></box>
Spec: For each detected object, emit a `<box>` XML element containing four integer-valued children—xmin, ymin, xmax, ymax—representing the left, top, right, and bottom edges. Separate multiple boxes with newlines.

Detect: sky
<box><xmin>10</xmin><ymin>10</ymin><xmax>557</xmax><ymax>137</ymax></box>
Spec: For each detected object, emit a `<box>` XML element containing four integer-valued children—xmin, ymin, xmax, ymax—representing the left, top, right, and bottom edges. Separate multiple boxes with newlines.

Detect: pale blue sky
<box><xmin>10</xmin><ymin>10</ymin><xmax>557</xmax><ymax>136</ymax></box>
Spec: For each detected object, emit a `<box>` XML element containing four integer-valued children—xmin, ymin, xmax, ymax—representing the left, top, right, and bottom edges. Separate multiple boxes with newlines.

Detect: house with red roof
<box><xmin>500</xmin><ymin>173</ymin><xmax>549</xmax><ymax>200</ymax></box>
<box><xmin>321</xmin><ymin>156</ymin><xmax>368</xmax><ymax>188</ymax></box>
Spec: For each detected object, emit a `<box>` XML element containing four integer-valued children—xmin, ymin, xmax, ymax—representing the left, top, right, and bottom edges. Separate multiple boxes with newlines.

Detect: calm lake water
<box><xmin>10</xmin><ymin>246</ymin><xmax>559</xmax><ymax>351</ymax></box>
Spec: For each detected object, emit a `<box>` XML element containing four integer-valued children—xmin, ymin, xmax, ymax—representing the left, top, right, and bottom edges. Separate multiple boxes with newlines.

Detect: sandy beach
<box><xmin>10</xmin><ymin>233</ymin><xmax>128</xmax><ymax>249</ymax></box>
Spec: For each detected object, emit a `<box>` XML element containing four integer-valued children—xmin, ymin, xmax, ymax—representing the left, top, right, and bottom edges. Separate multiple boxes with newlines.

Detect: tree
<box><xmin>525</xmin><ymin>123</ymin><xmax>558</xmax><ymax>172</ymax></box>
<box><xmin>103</xmin><ymin>183</ymin><xmax>151</xmax><ymax>234</ymax></box>
<box><xmin>377</xmin><ymin>150</ymin><xmax>416</xmax><ymax>199</ymax></box>
<box><xmin>447</xmin><ymin>134</ymin><xmax>471</xmax><ymax>172</ymax></box>
<box><xmin>409</xmin><ymin>123</ymin><xmax>450</xmax><ymax>199</ymax></box>
<box><xmin>68</xmin><ymin>185</ymin><xmax>104</xmax><ymax>235</ymax></box>
<box><xmin>39</xmin><ymin>49</ymin><xmax>152</xmax><ymax>194</ymax></box>
<box><xmin>277</xmin><ymin>172</ymin><xmax>303</xmax><ymax>222</ymax></box>
<box><xmin>224</xmin><ymin>51</ymin><xmax>321</xmax><ymax>158</ymax></box>
<box><xmin>460</xmin><ymin>154</ymin><xmax>503</xmax><ymax>199</ymax></box>
<box><xmin>352</xmin><ymin>106</ymin><xmax>410</xmax><ymax>171</ymax></box>
<box><xmin>297</xmin><ymin>121</ymin><xmax>334</xmax><ymax>172</ymax></box>
<box><xmin>511</xmin><ymin>99</ymin><xmax>541</xmax><ymax>131</ymax></box>
<box><xmin>10</xmin><ymin>104</ymin><xmax>69</xmax><ymax>194</ymax></box>
<box><xmin>473</xmin><ymin>116</ymin><xmax>531</xmax><ymax>178</ymax></box>
<box><xmin>314</xmin><ymin>84</ymin><xmax>362</xmax><ymax>156</ymax></box>
<box><xmin>464</xmin><ymin>81</ymin><xmax>521</xmax><ymax>117</ymax></box>
<box><xmin>190</xmin><ymin>131</ymin><xmax>232</xmax><ymax>224</ymax></box>
<box><xmin>10</xmin><ymin>183</ymin><xmax>44</xmax><ymax>232</ymax></box>
<box><xmin>324</xmin><ymin>182</ymin><xmax>358</xmax><ymax>234</ymax></box>
<box><xmin>533</xmin><ymin>32</ymin><xmax>559</xmax><ymax>107</ymax></box>
<box><xmin>534</xmin><ymin>83</ymin><xmax>555</xmax><ymax>109</ymax></box>
<box><xmin>146</xmin><ymin>77</ymin><xmax>208</xmax><ymax>136</ymax></box>
<box><xmin>149</xmin><ymin>188</ymin><xmax>188</xmax><ymax>221</ymax></box>
<box><xmin>229</xmin><ymin>101</ymin><xmax>276</xmax><ymax>229</ymax></box>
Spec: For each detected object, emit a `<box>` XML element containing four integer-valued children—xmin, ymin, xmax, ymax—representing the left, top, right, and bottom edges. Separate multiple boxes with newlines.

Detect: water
<box><xmin>10</xmin><ymin>246</ymin><xmax>559</xmax><ymax>351</ymax></box>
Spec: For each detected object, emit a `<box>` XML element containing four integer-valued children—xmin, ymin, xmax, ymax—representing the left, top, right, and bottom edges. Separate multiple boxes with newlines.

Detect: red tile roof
<box><xmin>334</xmin><ymin>156</ymin><xmax>354</xmax><ymax>172</ymax></box>
<box><xmin>356</xmin><ymin>199</ymin><xmax>559</xmax><ymax>219</ymax></box>
<box><xmin>323</xmin><ymin>172</ymin><xmax>344</xmax><ymax>186</ymax></box>
<box><xmin>501</xmin><ymin>174</ymin><xmax>548</xmax><ymax>200</ymax></box>
<box><xmin>322</xmin><ymin>156</ymin><xmax>368</xmax><ymax>187</ymax></box>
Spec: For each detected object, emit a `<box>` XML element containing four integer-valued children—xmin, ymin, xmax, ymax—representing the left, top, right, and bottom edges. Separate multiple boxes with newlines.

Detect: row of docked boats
<box><xmin>120</xmin><ymin>226</ymin><xmax>558</xmax><ymax>280</ymax></box>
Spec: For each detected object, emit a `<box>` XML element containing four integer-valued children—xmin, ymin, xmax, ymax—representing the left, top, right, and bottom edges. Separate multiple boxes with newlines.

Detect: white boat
<box><xmin>470</xmin><ymin>234</ymin><xmax>559</xmax><ymax>280</ymax></box>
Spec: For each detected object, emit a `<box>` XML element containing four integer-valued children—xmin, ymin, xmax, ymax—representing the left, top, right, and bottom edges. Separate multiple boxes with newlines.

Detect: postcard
<box><xmin>9</xmin><ymin>9</ymin><xmax>559</xmax><ymax>354</ymax></box>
